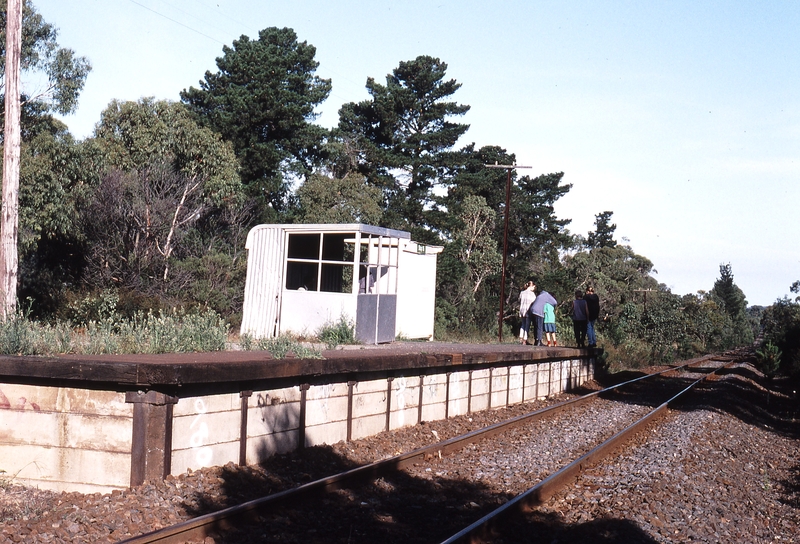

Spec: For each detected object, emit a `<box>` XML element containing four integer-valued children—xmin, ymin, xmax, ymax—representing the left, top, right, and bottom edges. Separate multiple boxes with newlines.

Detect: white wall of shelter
<box><xmin>241</xmin><ymin>224</ymin><xmax>442</xmax><ymax>344</ymax></box>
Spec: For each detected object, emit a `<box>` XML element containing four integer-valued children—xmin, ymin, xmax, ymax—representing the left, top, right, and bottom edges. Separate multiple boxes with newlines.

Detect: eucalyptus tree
<box><xmin>0</xmin><ymin>2</ymin><xmax>91</xmax><ymax>135</ymax></box>
<box><xmin>296</xmin><ymin>172</ymin><xmax>383</xmax><ymax>225</ymax></box>
<box><xmin>18</xmin><ymin>124</ymin><xmax>100</xmax><ymax>316</ymax></box>
<box><xmin>436</xmin><ymin>145</ymin><xmax>573</xmax><ymax>337</ymax></box>
<box><xmin>0</xmin><ymin>1</ymin><xmax>90</xmax><ymax>317</ymax></box>
<box><xmin>181</xmin><ymin>27</ymin><xmax>331</xmax><ymax>220</ymax></box>
<box><xmin>444</xmin><ymin>146</ymin><xmax>573</xmax><ymax>290</ymax></box>
<box><xmin>84</xmin><ymin>99</ymin><xmax>245</xmax><ymax>314</ymax></box>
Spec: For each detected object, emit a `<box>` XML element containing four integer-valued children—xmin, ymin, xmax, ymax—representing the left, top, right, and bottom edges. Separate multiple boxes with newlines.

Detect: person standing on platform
<box><xmin>518</xmin><ymin>281</ymin><xmax>537</xmax><ymax>345</ymax></box>
<box><xmin>543</xmin><ymin>302</ymin><xmax>557</xmax><ymax>346</ymax></box>
<box><xmin>529</xmin><ymin>289</ymin><xmax>557</xmax><ymax>346</ymax></box>
<box><xmin>571</xmin><ymin>289</ymin><xmax>589</xmax><ymax>348</ymax></box>
<box><xmin>584</xmin><ymin>286</ymin><xmax>600</xmax><ymax>348</ymax></box>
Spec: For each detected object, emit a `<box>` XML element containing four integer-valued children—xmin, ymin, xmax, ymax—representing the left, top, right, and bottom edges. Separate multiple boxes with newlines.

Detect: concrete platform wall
<box><xmin>0</xmin><ymin>384</ymin><xmax>132</xmax><ymax>493</ymax></box>
<box><xmin>0</xmin><ymin>358</ymin><xmax>593</xmax><ymax>492</ymax></box>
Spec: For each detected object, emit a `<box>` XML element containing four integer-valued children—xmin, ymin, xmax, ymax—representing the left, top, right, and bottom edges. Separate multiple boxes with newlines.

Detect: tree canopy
<box><xmin>181</xmin><ymin>27</ymin><xmax>331</xmax><ymax>219</ymax></box>
<box><xmin>338</xmin><ymin>55</ymin><xmax>469</xmax><ymax>242</ymax></box>
<box><xmin>710</xmin><ymin>263</ymin><xmax>754</xmax><ymax>346</ymax></box>
<box><xmin>587</xmin><ymin>211</ymin><xmax>617</xmax><ymax>249</ymax></box>
<box><xmin>0</xmin><ymin>2</ymin><xmax>90</xmax><ymax>135</ymax></box>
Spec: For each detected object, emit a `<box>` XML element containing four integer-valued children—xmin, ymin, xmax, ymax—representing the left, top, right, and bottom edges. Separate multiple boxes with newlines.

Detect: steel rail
<box><xmin>118</xmin><ymin>355</ymin><xmax>717</xmax><ymax>544</ymax></box>
<box><xmin>439</xmin><ymin>357</ymin><xmax>734</xmax><ymax>544</ymax></box>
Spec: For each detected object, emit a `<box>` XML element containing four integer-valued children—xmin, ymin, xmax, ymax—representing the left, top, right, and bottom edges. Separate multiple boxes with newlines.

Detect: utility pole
<box><xmin>633</xmin><ymin>289</ymin><xmax>658</xmax><ymax>311</ymax></box>
<box><xmin>485</xmin><ymin>162</ymin><xmax>531</xmax><ymax>342</ymax></box>
<box><xmin>1</xmin><ymin>0</ymin><xmax>22</xmax><ymax>319</ymax></box>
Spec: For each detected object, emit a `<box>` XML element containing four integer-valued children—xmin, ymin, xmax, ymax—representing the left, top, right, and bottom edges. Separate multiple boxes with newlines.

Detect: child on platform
<box><xmin>543</xmin><ymin>302</ymin><xmax>557</xmax><ymax>347</ymax></box>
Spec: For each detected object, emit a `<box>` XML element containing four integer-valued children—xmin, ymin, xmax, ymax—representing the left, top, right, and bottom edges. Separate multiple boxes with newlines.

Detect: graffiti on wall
<box><xmin>257</xmin><ymin>393</ymin><xmax>281</xmax><ymax>433</ymax></box>
<box><xmin>188</xmin><ymin>398</ymin><xmax>213</xmax><ymax>465</ymax></box>
<box><xmin>394</xmin><ymin>377</ymin><xmax>408</xmax><ymax>427</ymax></box>
<box><xmin>0</xmin><ymin>388</ymin><xmax>40</xmax><ymax>411</ymax></box>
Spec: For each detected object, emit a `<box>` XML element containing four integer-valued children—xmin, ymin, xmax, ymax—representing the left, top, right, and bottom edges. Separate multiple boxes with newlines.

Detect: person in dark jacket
<box><xmin>584</xmin><ymin>286</ymin><xmax>600</xmax><ymax>348</ymax></box>
<box><xmin>529</xmin><ymin>290</ymin><xmax>557</xmax><ymax>346</ymax></box>
<box><xmin>571</xmin><ymin>289</ymin><xmax>589</xmax><ymax>348</ymax></box>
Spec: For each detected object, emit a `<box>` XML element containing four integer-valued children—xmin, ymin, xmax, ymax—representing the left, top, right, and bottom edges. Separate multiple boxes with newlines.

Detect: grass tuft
<box><xmin>317</xmin><ymin>316</ymin><xmax>357</xmax><ymax>350</ymax></box>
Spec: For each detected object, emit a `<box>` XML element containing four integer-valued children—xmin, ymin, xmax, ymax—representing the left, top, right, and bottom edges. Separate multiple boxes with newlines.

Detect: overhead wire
<box><xmin>125</xmin><ymin>0</ymin><xmax>366</xmax><ymax>112</ymax></box>
<box><xmin>126</xmin><ymin>0</ymin><xmax>226</xmax><ymax>45</ymax></box>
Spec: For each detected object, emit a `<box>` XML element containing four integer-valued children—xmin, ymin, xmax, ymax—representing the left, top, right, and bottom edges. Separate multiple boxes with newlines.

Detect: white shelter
<box><xmin>241</xmin><ymin>224</ymin><xmax>442</xmax><ymax>344</ymax></box>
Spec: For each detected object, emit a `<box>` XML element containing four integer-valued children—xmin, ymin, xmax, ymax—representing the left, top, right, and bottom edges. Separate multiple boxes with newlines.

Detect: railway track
<box><xmin>119</xmin><ymin>353</ymin><xmax>737</xmax><ymax>544</ymax></box>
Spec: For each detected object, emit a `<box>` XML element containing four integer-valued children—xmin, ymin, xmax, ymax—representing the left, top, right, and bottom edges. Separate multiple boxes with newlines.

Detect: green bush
<box><xmin>755</xmin><ymin>341</ymin><xmax>782</xmax><ymax>379</ymax></box>
<box><xmin>66</xmin><ymin>290</ymin><xmax>120</xmax><ymax>326</ymax></box>
<box><xmin>0</xmin><ymin>310</ymin><xmax>74</xmax><ymax>355</ymax></box>
<box><xmin>0</xmin><ymin>307</ymin><xmax>228</xmax><ymax>355</ymax></box>
<box><xmin>318</xmin><ymin>316</ymin><xmax>357</xmax><ymax>349</ymax></box>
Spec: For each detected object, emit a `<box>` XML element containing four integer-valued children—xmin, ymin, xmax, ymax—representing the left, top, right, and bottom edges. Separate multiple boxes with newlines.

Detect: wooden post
<box><xmin>385</xmin><ymin>377</ymin><xmax>393</xmax><ymax>431</ymax></box>
<box><xmin>484</xmin><ymin>163</ymin><xmax>531</xmax><ymax>342</ymax></box>
<box><xmin>298</xmin><ymin>384</ymin><xmax>310</xmax><ymax>449</ymax></box>
<box><xmin>127</xmin><ymin>391</ymin><xmax>178</xmax><ymax>487</ymax></box>
<box><xmin>239</xmin><ymin>391</ymin><xmax>252</xmax><ymax>466</ymax></box>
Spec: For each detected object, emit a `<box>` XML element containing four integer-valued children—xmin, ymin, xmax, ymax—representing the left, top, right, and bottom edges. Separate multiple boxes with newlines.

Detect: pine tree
<box><xmin>711</xmin><ymin>263</ymin><xmax>754</xmax><ymax>347</ymax></box>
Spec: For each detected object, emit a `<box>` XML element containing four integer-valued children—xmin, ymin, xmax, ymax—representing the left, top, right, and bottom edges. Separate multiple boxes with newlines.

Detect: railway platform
<box><xmin>0</xmin><ymin>343</ymin><xmax>600</xmax><ymax>492</ymax></box>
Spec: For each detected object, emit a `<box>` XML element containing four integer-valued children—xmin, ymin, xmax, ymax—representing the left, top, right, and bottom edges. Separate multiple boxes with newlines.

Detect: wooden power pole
<box><xmin>485</xmin><ymin>162</ymin><xmax>531</xmax><ymax>342</ymax></box>
<box><xmin>1</xmin><ymin>0</ymin><xmax>22</xmax><ymax>319</ymax></box>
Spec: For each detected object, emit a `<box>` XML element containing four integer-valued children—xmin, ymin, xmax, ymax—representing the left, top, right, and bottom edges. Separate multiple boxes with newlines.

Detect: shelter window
<box><xmin>285</xmin><ymin>232</ymin><xmax>356</xmax><ymax>293</ymax></box>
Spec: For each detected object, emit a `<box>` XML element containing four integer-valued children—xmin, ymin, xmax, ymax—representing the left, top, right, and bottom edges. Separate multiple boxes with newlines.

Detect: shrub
<box><xmin>755</xmin><ymin>342</ymin><xmax>782</xmax><ymax>379</ymax></box>
<box><xmin>318</xmin><ymin>316</ymin><xmax>357</xmax><ymax>349</ymax></box>
<box><xmin>0</xmin><ymin>311</ymin><xmax>74</xmax><ymax>355</ymax></box>
<box><xmin>66</xmin><ymin>290</ymin><xmax>120</xmax><ymax>326</ymax></box>
<box><xmin>0</xmin><ymin>306</ymin><xmax>228</xmax><ymax>355</ymax></box>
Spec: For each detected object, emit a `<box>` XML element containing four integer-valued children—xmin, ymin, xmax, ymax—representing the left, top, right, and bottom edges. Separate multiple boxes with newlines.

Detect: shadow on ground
<box><xmin>173</xmin><ymin>347</ymin><xmax>795</xmax><ymax>543</ymax></box>
<box><xmin>180</xmin><ymin>442</ymin><xmax>660</xmax><ymax>543</ymax></box>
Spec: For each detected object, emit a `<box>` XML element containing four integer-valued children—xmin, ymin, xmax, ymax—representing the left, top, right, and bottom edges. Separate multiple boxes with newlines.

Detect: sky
<box><xmin>30</xmin><ymin>0</ymin><xmax>800</xmax><ymax>307</ymax></box>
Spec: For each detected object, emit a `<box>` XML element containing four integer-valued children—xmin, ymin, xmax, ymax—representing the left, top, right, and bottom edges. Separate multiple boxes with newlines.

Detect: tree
<box><xmin>83</xmin><ymin>99</ymin><xmax>244</xmax><ymax>312</ymax></box>
<box><xmin>561</xmin><ymin>244</ymin><xmax>659</xmax><ymax>325</ymax></box>
<box><xmin>0</xmin><ymin>2</ymin><xmax>91</xmax><ymax>134</ymax></box>
<box><xmin>760</xmin><ymin>296</ymin><xmax>800</xmax><ymax>376</ymax></box>
<box><xmin>587</xmin><ymin>211</ymin><xmax>617</xmax><ymax>249</ymax></box>
<box><xmin>450</xmin><ymin>195</ymin><xmax>502</xmax><ymax>297</ymax></box>
<box><xmin>94</xmin><ymin>99</ymin><xmax>240</xmax><ymax>197</ymax></box>
<box><xmin>181</xmin><ymin>27</ymin><xmax>331</xmax><ymax>219</ymax></box>
<box><xmin>709</xmin><ymin>263</ymin><xmax>753</xmax><ymax>347</ymax></box>
<box><xmin>338</xmin><ymin>55</ymin><xmax>469</xmax><ymax>242</ymax></box>
<box><xmin>507</xmin><ymin>172</ymin><xmax>574</xmax><ymax>280</ymax></box>
<box><xmin>434</xmin><ymin>195</ymin><xmax>503</xmax><ymax>340</ymax></box>
<box><xmin>296</xmin><ymin>172</ymin><xmax>382</xmax><ymax>225</ymax></box>
<box><xmin>444</xmin><ymin>146</ymin><xmax>573</xmax><ymax>290</ymax></box>
<box><xmin>0</xmin><ymin>1</ymin><xmax>90</xmax><ymax>317</ymax></box>
<box><xmin>18</xmin><ymin>125</ymin><xmax>100</xmax><ymax>316</ymax></box>
<box><xmin>433</xmin><ymin>145</ymin><xmax>573</xmax><ymax>336</ymax></box>
<box><xmin>0</xmin><ymin>0</ymin><xmax>21</xmax><ymax>319</ymax></box>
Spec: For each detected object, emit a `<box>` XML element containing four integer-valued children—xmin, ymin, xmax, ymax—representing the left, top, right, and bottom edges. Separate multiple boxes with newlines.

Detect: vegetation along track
<box><xmin>118</xmin><ymin>354</ymin><xmax>738</xmax><ymax>544</ymax></box>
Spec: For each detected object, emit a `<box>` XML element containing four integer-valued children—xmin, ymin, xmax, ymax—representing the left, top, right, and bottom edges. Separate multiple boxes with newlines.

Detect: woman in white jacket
<box><xmin>518</xmin><ymin>281</ymin><xmax>537</xmax><ymax>345</ymax></box>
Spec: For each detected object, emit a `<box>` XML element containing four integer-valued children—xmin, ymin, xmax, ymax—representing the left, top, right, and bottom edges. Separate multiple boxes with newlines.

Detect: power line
<box><xmin>125</xmin><ymin>0</ymin><xmax>358</xmax><ymax>106</ymax></box>
<box><xmin>126</xmin><ymin>0</ymin><xmax>226</xmax><ymax>45</ymax></box>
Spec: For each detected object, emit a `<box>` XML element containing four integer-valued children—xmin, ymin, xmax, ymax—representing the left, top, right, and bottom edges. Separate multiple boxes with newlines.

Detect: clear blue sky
<box><xmin>32</xmin><ymin>0</ymin><xmax>800</xmax><ymax>306</ymax></box>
